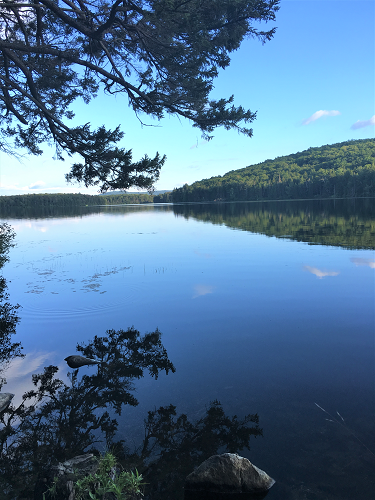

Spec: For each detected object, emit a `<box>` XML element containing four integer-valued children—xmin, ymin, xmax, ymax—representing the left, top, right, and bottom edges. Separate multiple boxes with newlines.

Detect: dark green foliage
<box><xmin>72</xmin><ymin>453</ymin><xmax>144</xmax><ymax>500</ymax></box>
<box><xmin>0</xmin><ymin>223</ymin><xmax>15</xmax><ymax>268</ymax></box>
<box><xmin>172</xmin><ymin>139</ymin><xmax>375</xmax><ymax>202</ymax></box>
<box><xmin>0</xmin><ymin>193</ymin><xmax>104</xmax><ymax>210</ymax></box>
<box><xmin>0</xmin><ymin>223</ymin><xmax>22</xmax><ymax>389</ymax></box>
<box><xmin>0</xmin><ymin>0</ymin><xmax>279</xmax><ymax>191</ymax></box>
<box><xmin>0</xmin><ymin>191</ymin><xmax>173</xmax><ymax>211</ymax></box>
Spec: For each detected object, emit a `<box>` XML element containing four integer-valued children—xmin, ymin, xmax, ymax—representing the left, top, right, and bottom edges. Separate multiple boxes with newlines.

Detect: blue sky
<box><xmin>0</xmin><ymin>0</ymin><xmax>374</xmax><ymax>195</ymax></box>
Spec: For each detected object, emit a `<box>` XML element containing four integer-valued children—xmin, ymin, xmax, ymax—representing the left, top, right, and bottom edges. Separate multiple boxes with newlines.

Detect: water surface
<box><xmin>1</xmin><ymin>199</ymin><xmax>374</xmax><ymax>499</ymax></box>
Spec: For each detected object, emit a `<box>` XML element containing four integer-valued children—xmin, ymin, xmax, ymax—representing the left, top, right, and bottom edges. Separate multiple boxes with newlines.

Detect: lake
<box><xmin>0</xmin><ymin>198</ymin><xmax>374</xmax><ymax>499</ymax></box>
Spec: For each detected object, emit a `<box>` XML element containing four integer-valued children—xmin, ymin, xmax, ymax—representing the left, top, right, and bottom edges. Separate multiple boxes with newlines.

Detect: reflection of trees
<box><xmin>173</xmin><ymin>198</ymin><xmax>375</xmax><ymax>250</ymax></box>
<box><xmin>0</xmin><ymin>326</ymin><xmax>262</xmax><ymax>499</ymax></box>
<box><xmin>0</xmin><ymin>201</ymin><xmax>172</xmax><ymax>220</ymax></box>
<box><xmin>133</xmin><ymin>401</ymin><xmax>262</xmax><ymax>500</ymax></box>
<box><xmin>0</xmin><ymin>223</ymin><xmax>22</xmax><ymax>389</ymax></box>
<box><xmin>0</xmin><ymin>327</ymin><xmax>175</xmax><ymax>498</ymax></box>
<box><xmin>0</xmin><ymin>222</ymin><xmax>263</xmax><ymax>499</ymax></box>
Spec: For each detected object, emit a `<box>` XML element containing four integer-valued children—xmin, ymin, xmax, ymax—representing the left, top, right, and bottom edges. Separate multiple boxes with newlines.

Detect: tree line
<box><xmin>0</xmin><ymin>191</ymin><xmax>172</xmax><ymax>210</ymax></box>
<box><xmin>171</xmin><ymin>138</ymin><xmax>375</xmax><ymax>202</ymax></box>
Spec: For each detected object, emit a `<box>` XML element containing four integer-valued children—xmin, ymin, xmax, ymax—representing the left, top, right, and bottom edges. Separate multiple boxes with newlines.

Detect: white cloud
<box><xmin>350</xmin><ymin>115</ymin><xmax>375</xmax><ymax>130</ymax></box>
<box><xmin>29</xmin><ymin>181</ymin><xmax>46</xmax><ymax>189</ymax></box>
<box><xmin>302</xmin><ymin>110</ymin><xmax>341</xmax><ymax>125</ymax></box>
<box><xmin>303</xmin><ymin>265</ymin><xmax>339</xmax><ymax>279</ymax></box>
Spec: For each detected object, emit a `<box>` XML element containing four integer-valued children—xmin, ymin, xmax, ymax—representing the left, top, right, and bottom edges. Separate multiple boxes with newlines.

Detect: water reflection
<box><xmin>303</xmin><ymin>266</ymin><xmax>340</xmax><ymax>279</ymax></box>
<box><xmin>0</xmin><ymin>203</ymin><xmax>171</xmax><ymax>220</ymax></box>
<box><xmin>0</xmin><ymin>201</ymin><xmax>373</xmax><ymax>499</ymax></box>
<box><xmin>0</xmin><ymin>223</ymin><xmax>22</xmax><ymax>389</ymax></box>
<box><xmin>1</xmin><ymin>325</ymin><xmax>262</xmax><ymax>500</ymax></box>
<box><xmin>350</xmin><ymin>257</ymin><xmax>375</xmax><ymax>268</ymax></box>
<box><xmin>173</xmin><ymin>198</ymin><xmax>375</xmax><ymax>249</ymax></box>
<box><xmin>1</xmin><ymin>198</ymin><xmax>374</xmax><ymax>250</ymax></box>
<box><xmin>137</xmin><ymin>401</ymin><xmax>262</xmax><ymax>500</ymax></box>
<box><xmin>193</xmin><ymin>284</ymin><xmax>215</xmax><ymax>298</ymax></box>
<box><xmin>0</xmin><ymin>327</ymin><xmax>175</xmax><ymax>497</ymax></box>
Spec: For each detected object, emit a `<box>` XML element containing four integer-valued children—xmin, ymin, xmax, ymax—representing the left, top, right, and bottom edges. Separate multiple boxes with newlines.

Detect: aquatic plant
<box><xmin>73</xmin><ymin>452</ymin><xmax>144</xmax><ymax>500</ymax></box>
<box><xmin>314</xmin><ymin>403</ymin><xmax>374</xmax><ymax>458</ymax></box>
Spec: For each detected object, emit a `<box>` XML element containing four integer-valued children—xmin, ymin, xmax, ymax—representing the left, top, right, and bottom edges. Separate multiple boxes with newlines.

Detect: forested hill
<box><xmin>172</xmin><ymin>138</ymin><xmax>375</xmax><ymax>202</ymax></box>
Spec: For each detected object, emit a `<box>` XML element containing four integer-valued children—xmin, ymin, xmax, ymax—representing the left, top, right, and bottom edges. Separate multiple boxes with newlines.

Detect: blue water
<box><xmin>1</xmin><ymin>200</ymin><xmax>374</xmax><ymax>499</ymax></box>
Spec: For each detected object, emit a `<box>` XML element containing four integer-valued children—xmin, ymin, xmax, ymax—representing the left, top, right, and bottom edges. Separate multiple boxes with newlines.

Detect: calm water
<box><xmin>1</xmin><ymin>199</ymin><xmax>374</xmax><ymax>499</ymax></box>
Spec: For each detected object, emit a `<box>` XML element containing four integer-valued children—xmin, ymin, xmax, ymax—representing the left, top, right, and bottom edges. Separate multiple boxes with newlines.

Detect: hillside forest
<box><xmin>172</xmin><ymin>138</ymin><xmax>375</xmax><ymax>202</ymax></box>
<box><xmin>0</xmin><ymin>139</ymin><xmax>374</xmax><ymax>208</ymax></box>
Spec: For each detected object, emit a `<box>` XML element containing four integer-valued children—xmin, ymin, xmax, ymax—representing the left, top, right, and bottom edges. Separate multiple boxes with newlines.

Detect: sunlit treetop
<box><xmin>0</xmin><ymin>0</ymin><xmax>279</xmax><ymax>191</ymax></box>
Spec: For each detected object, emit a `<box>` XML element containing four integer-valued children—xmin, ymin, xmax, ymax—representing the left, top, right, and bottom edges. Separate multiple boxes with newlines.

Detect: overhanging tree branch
<box><xmin>0</xmin><ymin>0</ymin><xmax>280</xmax><ymax>191</ymax></box>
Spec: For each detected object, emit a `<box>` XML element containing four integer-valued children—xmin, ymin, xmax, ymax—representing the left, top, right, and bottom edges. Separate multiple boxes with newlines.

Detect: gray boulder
<box><xmin>0</xmin><ymin>393</ymin><xmax>14</xmax><ymax>413</ymax></box>
<box><xmin>185</xmin><ymin>453</ymin><xmax>275</xmax><ymax>497</ymax></box>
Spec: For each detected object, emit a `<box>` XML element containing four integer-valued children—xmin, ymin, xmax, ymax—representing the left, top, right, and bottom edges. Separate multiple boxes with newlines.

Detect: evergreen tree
<box><xmin>0</xmin><ymin>0</ymin><xmax>279</xmax><ymax>191</ymax></box>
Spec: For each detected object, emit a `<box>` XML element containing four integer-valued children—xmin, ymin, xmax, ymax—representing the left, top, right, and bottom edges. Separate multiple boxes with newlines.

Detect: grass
<box><xmin>44</xmin><ymin>452</ymin><xmax>144</xmax><ymax>500</ymax></box>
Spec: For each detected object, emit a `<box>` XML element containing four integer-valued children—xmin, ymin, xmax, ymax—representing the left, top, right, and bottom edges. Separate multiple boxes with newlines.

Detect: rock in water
<box><xmin>185</xmin><ymin>453</ymin><xmax>275</xmax><ymax>496</ymax></box>
<box><xmin>0</xmin><ymin>393</ymin><xmax>14</xmax><ymax>413</ymax></box>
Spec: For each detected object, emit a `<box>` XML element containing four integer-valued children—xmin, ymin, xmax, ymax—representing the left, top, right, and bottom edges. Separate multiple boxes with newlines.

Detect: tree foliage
<box><xmin>0</xmin><ymin>223</ymin><xmax>22</xmax><ymax>389</ymax></box>
<box><xmin>172</xmin><ymin>138</ymin><xmax>375</xmax><ymax>202</ymax></box>
<box><xmin>0</xmin><ymin>0</ymin><xmax>279</xmax><ymax>191</ymax></box>
<box><xmin>0</xmin><ymin>191</ymin><xmax>157</xmax><ymax>209</ymax></box>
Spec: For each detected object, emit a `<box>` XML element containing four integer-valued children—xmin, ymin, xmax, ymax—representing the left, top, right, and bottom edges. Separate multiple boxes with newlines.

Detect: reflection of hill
<box><xmin>173</xmin><ymin>199</ymin><xmax>375</xmax><ymax>250</ymax></box>
<box><xmin>1</xmin><ymin>199</ymin><xmax>374</xmax><ymax>250</ymax></box>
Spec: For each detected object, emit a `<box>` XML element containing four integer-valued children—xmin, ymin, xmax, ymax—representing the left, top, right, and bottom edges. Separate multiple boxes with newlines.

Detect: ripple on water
<box><xmin>18</xmin><ymin>282</ymin><xmax>146</xmax><ymax>320</ymax></box>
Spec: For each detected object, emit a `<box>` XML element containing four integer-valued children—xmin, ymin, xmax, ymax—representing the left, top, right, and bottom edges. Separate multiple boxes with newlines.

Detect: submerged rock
<box><xmin>64</xmin><ymin>355</ymin><xmax>100</xmax><ymax>368</ymax></box>
<box><xmin>185</xmin><ymin>453</ymin><xmax>275</xmax><ymax>498</ymax></box>
<box><xmin>0</xmin><ymin>392</ymin><xmax>14</xmax><ymax>413</ymax></box>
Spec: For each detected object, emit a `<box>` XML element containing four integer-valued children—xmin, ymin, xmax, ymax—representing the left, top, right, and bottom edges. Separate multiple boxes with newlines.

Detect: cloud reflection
<box><xmin>350</xmin><ymin>258</ymin><xmax>375</xmax><ymax>269</ymax></box>
<box><xmin>193</xmin><ymin>284</ymin><xmax>215</xmax><ymax>298</ymax></box>
<box><xmin>194</xmin><ymin>249</ymin><xmax>212</xmax><ymax>259</ymax></box>
<box><xmin>3</xmin><ymin>351</ymin><xmax>56</xmax><ymax>406</ymax></box>
<box><xmin>303</xmin><ymin>265</ymin><xmax>340</xmax><ymax>279</ymax></box>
